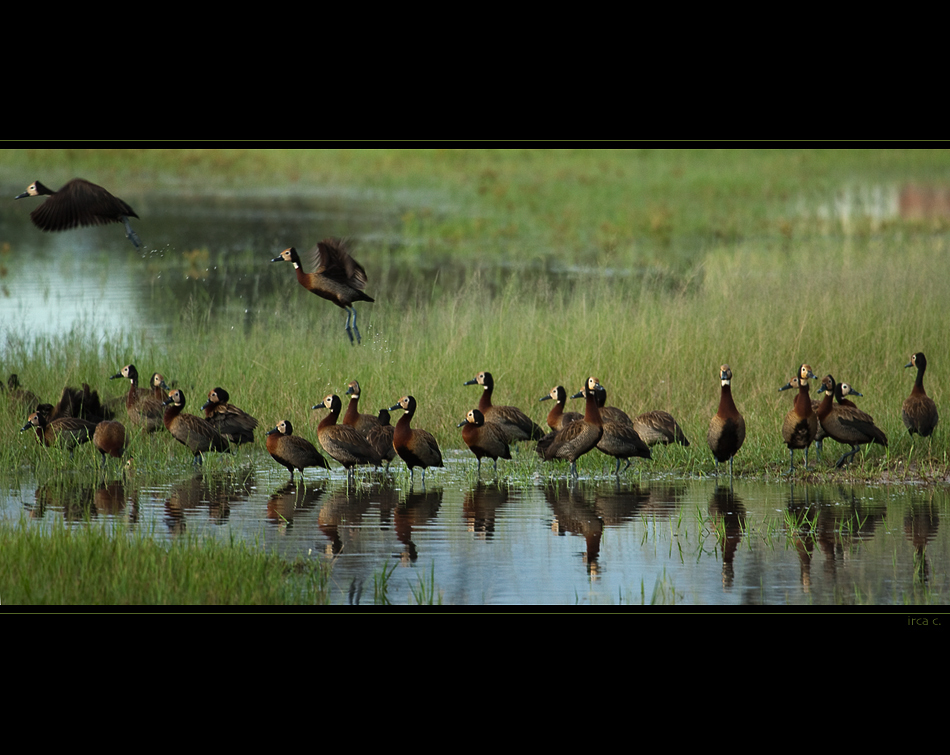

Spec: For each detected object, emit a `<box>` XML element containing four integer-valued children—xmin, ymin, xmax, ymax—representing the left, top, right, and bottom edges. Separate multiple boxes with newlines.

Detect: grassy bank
<box><xmin>0</xmin><ymin>514</ymin><xmax>331</xmax><ymax>605</ymax></box>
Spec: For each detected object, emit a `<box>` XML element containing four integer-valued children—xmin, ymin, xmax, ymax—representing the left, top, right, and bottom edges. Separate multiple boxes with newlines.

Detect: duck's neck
<box><xmin>319</xmin><ymin>406</ymin><xmax>340</xmax><ymax>430</ymax></box>
<box><xmin>718</xmin><ymin>383</ymin><xmax>737</xmax><ymax>415</ymax></box>
<box><xmin>913</xmin><ymin>365</ymin><xmax>928</xmax><ymax>396</ymax></box>
<box><xmin>795</xmin><ymin>383</ymin><xmax>812</xmax><ymax>416</ymax></box>
<box><xmin>478</xmin><ymin>384</ymin><xmax>493</xmax><ymax>412</ymax></box>
<box><xmin>163</xmin><ymin>402</ymin><xmax>183</xmax><ymax>430</ymax></box>
<box><xmin>817</xmin><ymin>385</ymin><xmax>834</xmax><ymax>420</ymax></box>
<box><xmin>584</xmin><ymin>390</ymin><xmax>602</xmax><ymax>426</ymax></box>
<box><xmin>344</xmin><ymin>396</ymin><xmax>360</xmax><ymax>424</ymax></box>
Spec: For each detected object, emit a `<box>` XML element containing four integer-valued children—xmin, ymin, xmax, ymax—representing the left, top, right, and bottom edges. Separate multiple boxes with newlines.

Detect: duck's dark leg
<box><xmin>346</xmin><ymin>307</ymin><xmax>362</xmax><ymax>345</ymax></box>
<box><xmin>787</xmin><ymin>449</ymin><xmax>795</xmax><ymax>475</ymax></box>
<box><xmin>122</xmin><ymin>216</ymin><xmax>141</xmax><ymax>249</ymax></box>
<box><xmin>814</xmin><ymin>439</ymin><xmax>822</xmax><ymax>462</ymax></box>
<box><xmin>835</xmin><ymin>445</ymin><xmax>860</xmax><ymax>468</ymax></box>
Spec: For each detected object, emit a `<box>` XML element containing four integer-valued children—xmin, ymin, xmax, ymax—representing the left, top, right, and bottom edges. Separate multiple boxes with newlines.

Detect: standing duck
<box><xmin>816</xmin><ymin>374</ymin><xmax>888</xmax><ymax>468</ymax></box>
<box><xmin>779</xmin><ymin>364</ymin><xmax>818</xmax><ymax>474</ymax></box>
<box><xmin>266</xmin><ymin>419</ymin><xmax>330</xmax><ymax>481</ymax></box>
<box><xmin>271</xmin><ymin>239</ymin><xmax>374</xmax><ymax>345</ymax></box>
<box><xmin>902</xmin><ymin>352</ymin><xmax>938</xmax><ymax>438</ymax></box>
<box><xmin>814</xmin><ymin>377</ymin><xmax>861</xmax><ymax>459</ymax></box>
<box><xmin>540</xmin><ymin>386</ymin><xmax>583</xmax><ymax>432</ymax></box>
<box><xmin>388</xmin><ymin>395</ymin><xmax>444</xmax><ymax>485</ymax></box>
<box><xmin>464</xmin><ymin>371</ymin><xmax>544</xmax><ymax>442</ymax></box>
<box><xmin>92</xmin><ymin>420</ymin><xmax>129</xmax><ymax>463</ymax></box>
<box><xmin>342</xmin><ymin>380</ymin><xmax>382</xmax><ymax>436</ymax></box>
<box><xmin>201</xmin><ymin>387</ymin><xmax>258</xmax><ymax>445</ymax></box>
<box><xmin>581</xmin><ymin>377</ymin><xmax>689</xmax><ymax>447</ymax></box>
<box><xmin>313</xmin><ymin>394</ymin><xmax>383</xmax><ymax>475</ymax></box>
<box><xmin>458</xmin><ymin>408</ymin><xmax>511</xmax><ymax>478</ymax></box>
<box><xmin>110</xmin><ymin>364</ymin><xmax>166</xmax><ymax>432</ymax></box>
<box><xmin>162</xmin><ymin>389</ymin><xmax>231</xmax><ymax>465</ymax></box>
<box><xmin>707</xmin><ymin>364</ymin><xmax>745</xmax><ymax>476</ymax></box>
<box><xmin>537</xmin><ymin>384</ymin><xmax>604</xmax><ymax>479</ymax></box>
<box><xmin>15</xmin><ymin>178</ymin><xmax>141</xmax><ymax>248</ymax></box>
<box><xmin>366</xmin><ymin>409</ymin><xmax>397</xmax><ymax>471</ymax></box>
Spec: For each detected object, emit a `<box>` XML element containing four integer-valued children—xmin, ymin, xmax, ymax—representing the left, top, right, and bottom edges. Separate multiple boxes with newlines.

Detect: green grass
<box><xmin>0</xmin><ymin>514</ymin><xmax>331</xmax><ymax>605</ymax></box>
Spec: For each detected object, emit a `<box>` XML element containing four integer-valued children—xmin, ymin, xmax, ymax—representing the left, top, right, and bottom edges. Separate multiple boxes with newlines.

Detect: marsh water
<box><xmin>2</xmin><ymin>186</ymin><xmax>949</xmax><ymax>606</ymax></box>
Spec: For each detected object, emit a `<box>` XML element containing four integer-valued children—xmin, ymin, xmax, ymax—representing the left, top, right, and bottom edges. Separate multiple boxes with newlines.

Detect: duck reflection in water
<box><xmin>544</xmin><ymin>481</ymin><xmax>605</xmax><ymax>575</ymax></box>
<box><xmin>266</xmin><ymin>480</ymin><xmax>325</xmax><ymax>529</ymax></box>
<box><xmin>163</xmin><ymin>471</ymin><xmax>254</xmax><ymax>534</ymax></box>
<box><xmin>462</xmin><ymin>482</ymin><xmax>511</xmax><ymax>540</ymax></box>
<box><xmin>708</xmin><ymin>485</ymin><xmax>746</xmax><ymax>590</ymax></box>
<box><xmin>392</xmin><ymin>487</ymin><xmax>443</xmax><ymax>566</ymax></box>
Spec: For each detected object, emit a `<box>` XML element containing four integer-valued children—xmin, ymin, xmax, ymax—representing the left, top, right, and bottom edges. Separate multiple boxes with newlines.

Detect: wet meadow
<box><xmin>2</xmin><ymin>147</ymin><xmax>950</xmax><ymax>607</ymax></box>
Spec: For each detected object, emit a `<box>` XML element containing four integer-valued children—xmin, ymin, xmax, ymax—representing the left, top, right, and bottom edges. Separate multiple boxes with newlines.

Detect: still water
<box><xmin>2</xmin><ymin>184</ymin><xmax>948</xmax><ymax>606</ymax></box>
<box><xmin>2</xmin><ymin>455</ymin><xmax>947</xmax><ymax>606</ymax></box>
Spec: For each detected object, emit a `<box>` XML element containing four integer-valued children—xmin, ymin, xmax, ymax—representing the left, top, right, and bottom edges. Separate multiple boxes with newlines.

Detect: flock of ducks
<box><xmin>9</xmin><ymin>178</ymin><xmax>942</xmax><ymax>485</ymax></box>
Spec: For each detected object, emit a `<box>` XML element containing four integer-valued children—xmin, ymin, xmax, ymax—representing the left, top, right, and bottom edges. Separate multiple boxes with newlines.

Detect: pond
<box><xmin>2</xmin><ymin>183</ymin><xmax>948</xmax><ymax>607</ymax></box>
<box><xmin>2</xmin><ymin>456</ymin><xmax>947</xmax><ymax>606</ymax></box>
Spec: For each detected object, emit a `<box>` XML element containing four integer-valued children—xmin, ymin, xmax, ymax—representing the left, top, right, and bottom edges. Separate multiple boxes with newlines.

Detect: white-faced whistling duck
<box><xmin>458</xmin><ymin>408</ymin><xmax>512</xmax><ymax>478</ymax></box>
<box><xmin>569</xmin><ymin>381</ymin><xmax>651</xmax><ymax>477</ymax></box>
<box><xmin>707</xmin><ymin>364</ymin><xmax>745</xmax><ymax>477</ymax></box>
<box><xmin>313</xmin><ymin>394</ymin><xmax>384</xmax><ymax>475</ymax></box>
<box><xmin>463</xmin><ymin>371</ymin><xmax>544</xmax><ymax>443</ymax></box>
<box><xmin>366</xmin><ymin>409</ymin><xmax>397</xmax><ymax>471</ymax></box>
<box><xmin>21</xmin><ymin>411</ymin><xmax>96</xmax><ymax>451</ymax></box>
<box><xmin>388</xmin><ymin>395</ymin><xmax>444</xmax><ymax>486</ymax></box>
<box><xmin>201</xmin><ymin>387</ymin><xmax>259</xmax><ymax>445</ymax></box>
<box><xmin>162</xmin><ymin>389</ymin><xmax>231</xmax><ymax>465</ymax></box>
<box><xmin>537</xmin><ymin>384</ymin><xmax>604</xmax><ymax>479</ymax></box>
<box><xmin>3</xmin><ymin>374</ymin><xmax>40</xmax><ymax>412</ymax></box>
<box><xmin>110</xmin><ymin>364</ymin><xmax>166</xmax><ymax>433</ymax></box>
<box><xmin>343</xmin><ymin>380</ymin><xmax>383</xmax><ymax>436</ymax></box>
<box><xmin>779</xmin><ymin>364</ymin><xmax>818</xmax><ymax>474</ymax></box>
<box><xmin>150</xmin><ymin>372</ymin><xmax>170</xmax><ymax>399</ymax></box>
<box><xmin>814</xmin><ymin>377</ymin><xmax>862</xmax><ymax>459</ymax></box>
<box><xmin>815</xmin><ymin>374</ymin><xmax>888</xmax><ymax>468</ymax></box>
<box><xmin>92</xmin><ymin>420</ymin><xmax>129</xmax><ymax>463</ymax></box>
<box><xmin>540</xmin><ymin>386</ymin><xmax>583</xmax><ymax>431</ymax></box>
<box><xmin>15</xmin><ymin>179</ymin><xmax>141</xmax><ymax>249</ymax></box>
<box><xmin>271</xmin><ymin>239</ymin><xmax>374</xmax><ymax>345</ymax></box>
<box><xmin>582</xmin><ymin>377</ymin><xmax>690</xmax><ymax>447</ymax></box>
<box><xmin>903</xmin><ymin>352</ymin><xmax>938</xmax><ymax>438</ymax></box>
<box><xmin>266</xmin><ymin>419</ymin><xmax>330</xmax><ymax>481</ymax></box>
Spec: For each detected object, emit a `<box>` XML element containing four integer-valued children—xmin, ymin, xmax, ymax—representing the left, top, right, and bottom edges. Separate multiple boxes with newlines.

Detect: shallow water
<box><xmin>2</xmin><ymin>186</ymin><xmax>948</xmax><ymax>606</ymax></box>
<box><xmin>2</xmin><ymin>450</ymin><xmax>947</xmax><ymax>606</ymax></box>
